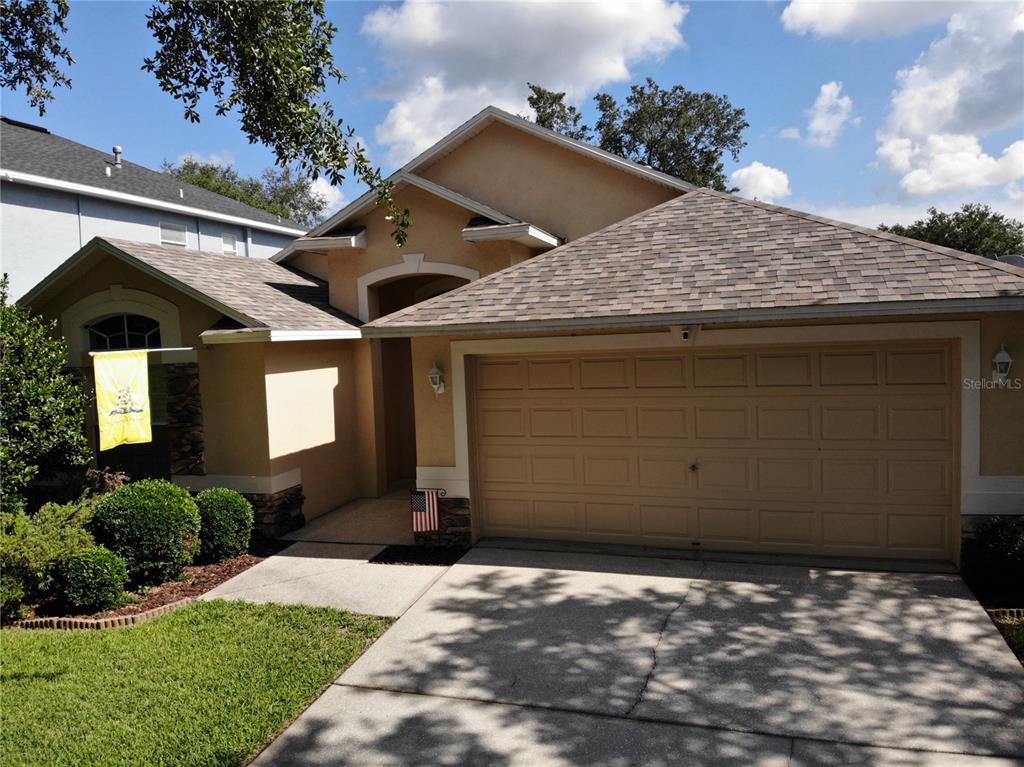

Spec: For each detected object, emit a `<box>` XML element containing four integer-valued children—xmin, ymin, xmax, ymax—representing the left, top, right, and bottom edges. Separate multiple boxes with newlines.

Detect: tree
<box><xmin>526</xmin><ymin>79</ymin><xmax>749</xmax><ymax>191</ymax></box>
<box><xmin>878</xmin><ymin>204</ymin><xmax>1024</xmax><ymax>259</ymax></box>
<box><xmin>163</xmin><ymin>158</ymin><xmax>330</xmax><ymax>228</ymax></box>
<box><xmin>0</xmin><ymin>277</ymin><xmax>90</xmax><ymax>506</ymax></box>
<box><xmin>0</xmin><ymin>0</ymin><xmax>410</xmax><ymax>243</ymax></box>
<box><xmin>527</xmin><ymin>83</ymin><xmax>590</xmax><ymax>141</ymax></box>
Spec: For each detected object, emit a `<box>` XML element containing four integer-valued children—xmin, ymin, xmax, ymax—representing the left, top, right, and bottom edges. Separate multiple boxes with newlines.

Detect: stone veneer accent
<box><xmin>247</xmin><ymin>485</ymin><xmax>305</xmax><ymax>538</ymax></box>
<box><xmin>414</xmin><ymin>496</ymin><xmax>472</xmax><ymax>547</ymax></box>
<box><xmin>166</xmin><ymin>363</ymin><xmax>205</xmax><ymax>476</ymax></box>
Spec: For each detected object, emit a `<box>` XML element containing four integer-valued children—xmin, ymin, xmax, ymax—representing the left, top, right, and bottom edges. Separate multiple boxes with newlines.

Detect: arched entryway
<box><xmin>371</xmin><ymin>273</ymin><xmax>470</xmax><ymax>489</ymax></box>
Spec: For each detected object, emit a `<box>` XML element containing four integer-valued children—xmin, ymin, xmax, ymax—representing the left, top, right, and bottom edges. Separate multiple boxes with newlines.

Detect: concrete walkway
<box><xmin>201</xmin><ymin>542</ymin><xmax>445</xmax><ymax>618</ymax></box>
<box><xmin>283</xmin><ymin>490</ymin><xmax>415</xmax><ymax>546</ymax></box>
<box><xmin>253</xmin><ymin>546</ymin><xmax>1024</xmax><ymax>766</ymax></box>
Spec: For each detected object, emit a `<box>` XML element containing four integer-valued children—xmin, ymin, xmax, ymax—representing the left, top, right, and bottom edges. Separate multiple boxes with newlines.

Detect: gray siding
<box><xmin>1</xmin><ymin>181</ymin><xmax>296</xmax><ymax>298</ymax></box>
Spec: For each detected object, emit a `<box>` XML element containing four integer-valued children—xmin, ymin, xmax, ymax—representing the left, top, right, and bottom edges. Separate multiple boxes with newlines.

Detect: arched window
<box><xmin>87</xmin><ymin>314</ymin><xmax>162</xmax><ymax>351</ymax></box>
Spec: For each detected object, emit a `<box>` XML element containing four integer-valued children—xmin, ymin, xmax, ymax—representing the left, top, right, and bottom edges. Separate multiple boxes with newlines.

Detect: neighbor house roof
<box><xmin>21</xmin><ymin>237</ymin><xmax>361</xmax><ymax>342</ymax></box>
<box><xmin>364</xmin><ymin>189</ymin><xmax>1024</xmax><ymax>336</ymax></box>
<box><xmin>273</xmin><ymin>105</ymin><xmax>693</xmax><ymax>263</ymax></box>
<box><xmin>0</xmin><ymin>117</ymin><xmax>305</xmax><ymax>235</ymax></box>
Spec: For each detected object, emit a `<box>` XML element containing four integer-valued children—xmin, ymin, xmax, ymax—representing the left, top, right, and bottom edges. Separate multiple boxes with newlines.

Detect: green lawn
<box><xmin>1</xmin><ymin>600</ymin><xmax>392</xmax><ymax>767</ymax></box>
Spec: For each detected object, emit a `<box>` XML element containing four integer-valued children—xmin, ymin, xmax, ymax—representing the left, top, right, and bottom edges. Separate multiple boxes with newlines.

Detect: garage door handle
<box><xmin>689</xmin><ymin>463</ymin><xmax>699</xmax><ymax>472</ymax></box>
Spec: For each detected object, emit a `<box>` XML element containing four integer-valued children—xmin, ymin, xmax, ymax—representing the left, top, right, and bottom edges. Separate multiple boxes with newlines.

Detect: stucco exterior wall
<box><xmin>327</xmin><ymin>185</ymin><xmax>522</xmax><ymax>319</ymax></box>
<box><xmin>199</xmin><ymin>342</ymin><xmax>271</xmax><ymax>478</ymax></box>
<box><xmin>263</xmin><ymin>340</ymin><xmax>360</xmax><ymax>519</ymax></box>
<box><xmin>411</xmin><ymin>335</ymin><xmax>456</xmax><ymax>467</ymax></box>
<box><xmin>979</xmin><ymin>313</ymin><xmax>1024</xmax><ymax>476</ymax></box>
<box><xmin>416</xmin><ymin>121</ymin><xmax>680</xmax><ymax>241</ymax></box>
<box><xmin>1</xmin><ymin>180</ymin><xmax>296</xmax><ymax>299</ymax></box>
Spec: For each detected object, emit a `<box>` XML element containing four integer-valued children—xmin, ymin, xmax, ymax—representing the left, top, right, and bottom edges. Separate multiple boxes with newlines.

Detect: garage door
<box><xmin>472</xmin><ymin>342</ymin><xmax>956</xmax><ymax>560</ymax></box>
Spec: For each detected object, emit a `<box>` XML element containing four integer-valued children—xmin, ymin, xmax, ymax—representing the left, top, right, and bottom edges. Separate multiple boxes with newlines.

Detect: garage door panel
<box><xmin>474</xmin><ymin>343</ymin><xmax>954</xmax><ymax>560</ymax></box>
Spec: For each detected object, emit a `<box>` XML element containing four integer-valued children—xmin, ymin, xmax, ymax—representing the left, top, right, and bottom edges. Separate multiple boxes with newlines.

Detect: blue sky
<box><xmin>3</xmin><ymin>1</ymin><xmax>1022</xmax><ymax>227</ymax></box>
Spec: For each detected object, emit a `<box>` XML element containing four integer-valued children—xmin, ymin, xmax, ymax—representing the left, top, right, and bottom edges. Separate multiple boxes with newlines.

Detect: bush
<box><xmin>196</xmin><ymin>488</ymin><xmax>253</xmax><ymax>562</ymax></box>
<box><xmin>1</xmin><ymin>573</ymin><xmax>25</xmax><ymax>623</ymax></box>
<box><xmin>972</xmin><ymin>516</ymin><xmax>1024</xmax><ymax>579</ymax></box>
<box><xmin>54</xmin><ymin>546</ymin><xmax>128</xmax><ymax>612</ymax></box>
<box><xmin>0</xmin><ymin>499</ymin><xmax>96</xmax><ymax>606</ymax></box>
<box><xmin>0</xmin><ymin>276</ymin><xmax>91</xmax><ymax>502</ymax></box>
<box><xmin>91</xmin><ymin>480</ymin><xmax>201</xmax><ymax>586</ymax></box>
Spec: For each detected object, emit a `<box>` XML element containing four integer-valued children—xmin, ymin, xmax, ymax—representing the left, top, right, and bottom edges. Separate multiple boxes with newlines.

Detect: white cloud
<box><xmin>781</xmin><ymin>1</ymin><xmax>967</xmax><ymax>38</ymax></box>
<box><xmin>779</xmin><ymin>127</ymin><xmax>802</xmax><ymax>141</ymax></box>
<box><xmin>800</xmin><ymin>196</ymin><xmax>1024</xmax><ymax>229</ymax></box>
<box><xmin>730</xmin><ymin>162</ymin><xmax>792</xmax><ymax>203</ymax></box>
<box><xmin>177</xmin><ymin>150</ymin><xmax>236</xmax><ymax>167</ymax></box>
<box><xmin>310</xmin><ymin>177</ymin><xmax>347</xmax><ymax>214</ymax></box>
<box><xmin>361</xmin><ymin>0</ymin><xmax>688</xmax><ymax>166</ymax></box>
<box><xmin>873</xmin><ymin>3</ymin><xmax>1024</xmax><ymax>195</ymax></box>
<box><xmin>806</xmin><ymin>81</ymin><xmax>854</xmax><ymax>147</ymax></box>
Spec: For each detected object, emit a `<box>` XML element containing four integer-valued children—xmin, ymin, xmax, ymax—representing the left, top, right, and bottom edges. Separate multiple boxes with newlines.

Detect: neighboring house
<box><xmin>21</xmin><ymin>106</ymin><xmax>1024</xmax><ymax>566</ymax></box>
<box><xmin>0</xmin><ymin>116</ymin><xmax>305</xmax><ymax>298</ymax></box>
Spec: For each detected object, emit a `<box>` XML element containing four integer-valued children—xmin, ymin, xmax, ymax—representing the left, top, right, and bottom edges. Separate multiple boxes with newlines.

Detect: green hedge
<box><xmin>55</xmin><ymin>546</ymin><xmax>127</xmax><ymax>612</ymax></box>
<box><xmin>196</xmin><ymin>488</ymin><xmax>253</xmax><ymax>562</ymax></box>
<box><xmin>91</xmin><ymin>480</ymin><xmax>201</xmax><ymax>586</ymax></box>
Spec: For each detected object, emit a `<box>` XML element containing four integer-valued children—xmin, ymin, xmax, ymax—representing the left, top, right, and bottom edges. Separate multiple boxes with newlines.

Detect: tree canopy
<box><xmin>527</xmin><ymin>79</ymin><xmax>748</xmax><ymax>192</ymax></box>
<box><xmin>878</xmin><ymin>204</ymin><xmax>1024</xmax><ymax>259</ymax></box>
<box><xmin>0</xmin><ymin>0</ymin><xmax>409</xmax><ymax>243</ymax></box>
<box><xmin>163</xmin><ymin>159</ymin><xmax>330</xmax><ymax>228</ymax></box>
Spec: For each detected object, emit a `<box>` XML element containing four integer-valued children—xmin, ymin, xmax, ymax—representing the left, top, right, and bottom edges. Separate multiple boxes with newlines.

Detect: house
<box><xmin>0</xmin><ymin>116</ymin><xmax>305</xmax><ymax>299</ymax></box>
<box><xmin>21</xmin><ymin>106</ymin><xmax>1024</xmax><ymax>564</ymax></box>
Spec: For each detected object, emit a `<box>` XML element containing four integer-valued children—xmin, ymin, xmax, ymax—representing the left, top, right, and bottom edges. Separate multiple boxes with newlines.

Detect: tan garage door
<box><xmin>471</xmin><ymin>342</ymin><xmax>956</xmax><ymax>560</ymax></box>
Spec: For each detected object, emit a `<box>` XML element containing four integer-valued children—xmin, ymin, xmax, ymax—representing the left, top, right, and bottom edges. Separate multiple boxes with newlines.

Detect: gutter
<box><xmin>360</xmin><ymin>296</ymin><xmax>1024</xmax><ymax>338</ymax></box>
<box><xmin>1</xmin><ymin>168</ymin><xmax>306</xmax><ymax>237</ymax></box>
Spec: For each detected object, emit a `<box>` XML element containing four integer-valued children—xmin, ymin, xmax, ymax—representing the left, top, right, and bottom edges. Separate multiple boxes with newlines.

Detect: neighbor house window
<box><xmin>159</xmin><ymin>222</ymin><xmax>187</xmax><ymax>246</ymax></box>
<box><xmin>221</xmin><ymin>233</ymin><xmax>237</xmax><ymax>255</ymax></box>
<box><xmin>87</xmin><ymin>314</ymin><xmax>162</xmax><ymax>351</ymax></box>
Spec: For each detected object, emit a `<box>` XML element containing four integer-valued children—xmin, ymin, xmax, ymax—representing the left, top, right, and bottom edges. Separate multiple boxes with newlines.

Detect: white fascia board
<box><xmin>201</xmin><ymin>327</ymin><xmax>362</xmax><ymax>344</ymax></box>
<box><xmin>1</xmin><ymin>168</ymin><xmax>306</xmax><ymax>236</ymax></box>
<box><xmin>292</xmin><ymin>231</ymin><xmax>368</xmax><ymax>252</ymax></box>
<box><xmin>462</xmin><ymin>223</ymin><xmax>562</xmax><ymax>248</ymax></box>
<box><xmin>361</xmin><ymin>296</ymin><xmax>1024</xmax><ymax>338</ymax></box>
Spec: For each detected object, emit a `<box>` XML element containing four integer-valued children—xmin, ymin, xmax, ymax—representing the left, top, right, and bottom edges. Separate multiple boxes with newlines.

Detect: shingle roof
<box><xmin>365</xmin><ymin>189</ymin><xmax>1024</xmax><ymax>335</ymax></box>
<box><xmin>0</xmin><ymin>117</ymin><xmax>303</xmax><ymax>231</ymax></box>
<box><xmin>26</xmin><ymin>237</ymin><xmax>360</xmax><ymax>334</ymax></box>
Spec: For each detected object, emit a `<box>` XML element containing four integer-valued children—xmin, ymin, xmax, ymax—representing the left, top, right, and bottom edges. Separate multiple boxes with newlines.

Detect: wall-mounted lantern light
<box><xmin>427</xmin><ymin>363</ymin><xmax>445</xmax><ymax>396</ymax></box>
<box><xmin>993</xmin><ymin>344</ymin><xmax>1013</xmax><ymax>383</ymax></box>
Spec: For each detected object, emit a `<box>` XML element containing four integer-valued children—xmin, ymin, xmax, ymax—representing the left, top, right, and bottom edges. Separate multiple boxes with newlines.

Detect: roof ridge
<box><xmin>693</xmin><ymin>189</ymin><xmax>1024</xmax><ymax>280</ymax></box>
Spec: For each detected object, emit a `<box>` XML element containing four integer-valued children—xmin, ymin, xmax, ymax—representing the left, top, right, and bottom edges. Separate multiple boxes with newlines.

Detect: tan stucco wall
<box><xmin>33</xmin><ymin>254</ymin><xmax>222</xmax><ymax>363</ymax></box>
<box><xmin>979</xmin><ymin>313</ymin><xmax>1024</xmax><ymax>475</ymax></box>
<box><xmin>288</xmin><ymin>251</ymin><xmax>329</xmax><ymax>281</ymax></box>
<box><xmin>417</xmin><ymin>121</ymin><xmax>680</xmax><ymax>241</ymax></box>
<box><xmin>263</xmin><ymin>340</ymin><xmax>360</xmax><ymax>519</ymax></box>
<box><xmin>411</xmin><ymin>335</ymin><xmax>456</xmax><ymax>467</ymax></box>
<box><xmin>199</xmin><ymin>342</ymin><xmax>270</xmax><ymax>477</ymax></box>
<box><xmin>327</xmin><ymin>185</ymin><xmax>523</xmax><ymax>318</ymax></box>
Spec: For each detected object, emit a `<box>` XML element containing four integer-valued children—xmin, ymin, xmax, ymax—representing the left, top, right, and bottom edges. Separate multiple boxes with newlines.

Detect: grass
<box><xmin>1</xmin><ymin>600</ymin><xmax>392</xmax><ymax>767</ymax></box>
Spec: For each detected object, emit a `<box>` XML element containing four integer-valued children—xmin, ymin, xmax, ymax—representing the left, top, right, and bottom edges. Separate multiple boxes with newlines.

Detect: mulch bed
<box><xmin>369</xmin><ymin>545</ymin><xmax>469</xmax><ymax>566</ymax></box>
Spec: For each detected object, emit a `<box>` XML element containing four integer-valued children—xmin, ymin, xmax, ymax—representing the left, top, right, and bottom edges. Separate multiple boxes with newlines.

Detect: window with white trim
<box><xmin>159</xmin><ymin>221</ymin><xmax>187</xmax><ymax>246</ymax></box>
<box><xmin>221</xmin><ymin>233</ymin><xmax>237</xmax><ymax>255</ymax></box>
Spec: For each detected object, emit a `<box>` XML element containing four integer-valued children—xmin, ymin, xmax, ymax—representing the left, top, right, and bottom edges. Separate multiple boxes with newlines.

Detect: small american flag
<box><xmin>411</xmin><ymin>488</ymin><xmax>444</xmax><ymax>532</ymax></box>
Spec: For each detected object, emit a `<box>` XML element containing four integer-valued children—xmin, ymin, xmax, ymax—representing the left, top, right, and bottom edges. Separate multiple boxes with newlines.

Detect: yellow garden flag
<box><xmin>94</xmin><ymin>350</ymin><xmax>152</xmax><ymax>450</ymax></box>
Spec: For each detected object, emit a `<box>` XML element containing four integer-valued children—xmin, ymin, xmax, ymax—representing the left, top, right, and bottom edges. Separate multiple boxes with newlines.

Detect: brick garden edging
<box><xmin>11</xmin><ymin>597</ymin><xmax>195</xmax><ymax>630</ymax></box>
<box><xmin>988</xmin><ymin>608</ymin><xmax>1024</xmax><ymax>622</ymax></box>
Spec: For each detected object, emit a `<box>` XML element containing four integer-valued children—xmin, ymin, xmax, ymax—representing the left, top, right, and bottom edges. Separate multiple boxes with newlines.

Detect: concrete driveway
<box><xmin>253</xmin><ymin>546</ymin><xmax>1024</xmax><ymax>767</ymax></box>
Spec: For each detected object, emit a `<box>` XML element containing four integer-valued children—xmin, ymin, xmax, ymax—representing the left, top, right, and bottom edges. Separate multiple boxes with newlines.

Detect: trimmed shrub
<box><xmin>0</xmin><ymin>499</ymin><xmax>96</xmax><ymax>604</ymax></box>
<box><xmin>91</xmin><ymin>480</ymin><xmax>201</xmax><ymax>585</ymax></box>
<box><xmin>196</xmin><ymin>488</ymin><xmax>254</xmax><ymax>562</ymax></box>
<box><xmin>55</xmin><ymin>546</ymin><xmax>128</xmax><ymax>612</ymax></box>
